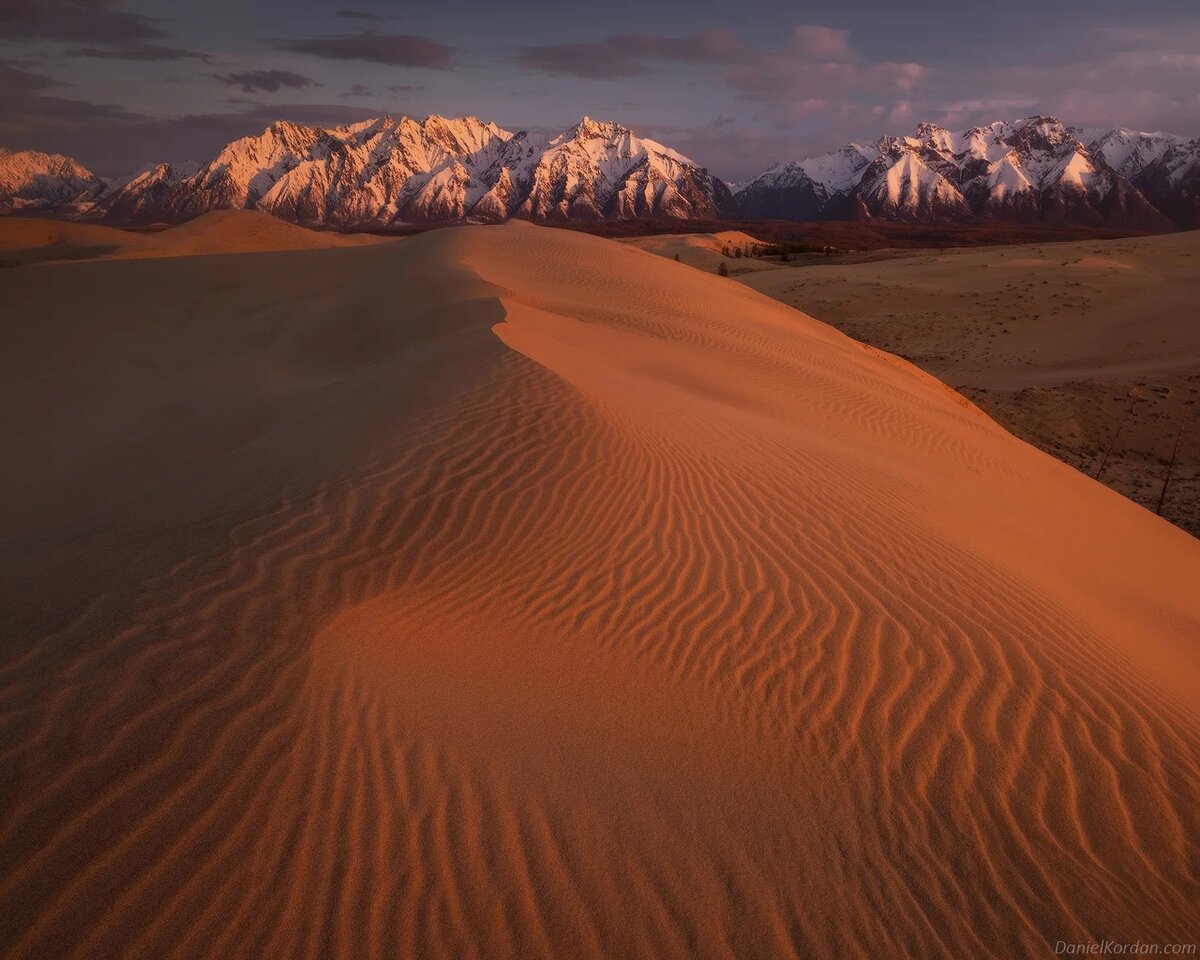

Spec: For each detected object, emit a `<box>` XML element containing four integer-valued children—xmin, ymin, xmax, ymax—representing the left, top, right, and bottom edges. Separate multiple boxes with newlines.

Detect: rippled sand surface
<box><xmin>1</xmin><ymin>223</ymin><xmax>1197</xmax><ymax>959</ymax></box>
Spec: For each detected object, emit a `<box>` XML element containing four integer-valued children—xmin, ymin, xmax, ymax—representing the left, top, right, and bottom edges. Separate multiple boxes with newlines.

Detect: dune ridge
<box><xmin>0</xmin><ymin>209</ymin><xmax>388</xmax><ymax>266</ymax></box>
<box><xmin>0</xmin><ymin>224</ymin><xmax>1197</xmax><ymax>958</ymax></box>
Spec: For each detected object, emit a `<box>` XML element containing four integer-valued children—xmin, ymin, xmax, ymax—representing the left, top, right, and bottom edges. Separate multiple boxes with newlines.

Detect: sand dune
<box><xmin>1</xmin><ymin>223</ymin><xmax>1197</xmax><ymax>959</ymax></box>
<box><xmin>724</xmin><ymin>231</ymin><xmax>1200</xmax><ymax>537</ymax></box>
<box><xmin>0</xmin><ymin>209</ymin><xmax>388</xmax><ymax>265</ymax></box>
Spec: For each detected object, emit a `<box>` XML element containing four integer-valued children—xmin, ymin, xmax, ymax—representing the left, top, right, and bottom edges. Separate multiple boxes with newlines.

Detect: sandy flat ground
<box><xmin>1</xmin><ymin>221</ymin><xmax>1198</xmax><ymax>959</ymax></box>
<box><xmin>722</xmin><ymin>232</ymin><xmax>1200</xmax><ymax>536</ymax></box>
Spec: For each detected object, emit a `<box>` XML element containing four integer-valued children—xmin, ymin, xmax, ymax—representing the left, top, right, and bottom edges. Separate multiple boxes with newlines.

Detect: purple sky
<box><xmin>2</xmin><ymin>0</ymin><xmax>1199</xmax><ymax>178</ymax></box>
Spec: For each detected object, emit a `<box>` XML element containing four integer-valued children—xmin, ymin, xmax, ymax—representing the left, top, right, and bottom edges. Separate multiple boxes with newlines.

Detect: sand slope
<box><xmin>0</xmin><ymin>209</ymin><xmax>388</xmax><ymax>265</ymax></box>
<box><xmin>736</xmin><ymin>231</ymin><xmax>1200</xmax><ymax>536</ymax></box>
<box><xmin>0</xmin><ymin>224</ymin><xmax>1197</xmax><ymax>959</ymax></box>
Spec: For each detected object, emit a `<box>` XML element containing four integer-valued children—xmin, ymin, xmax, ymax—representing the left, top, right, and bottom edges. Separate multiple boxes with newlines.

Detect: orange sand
<box><xmin>0</xmin><ymin>222</ymin><xmax>1197</xmax><ymax>959</ymax></box>
<box><xmin>727</xmin><ymin>231</ymin><xmax>1200</xmax><ymax>536</ymax></box>
<box><xmin>617</xmin><ymin>228</ymin><xmax>777</xmax><ymax>273</ymax></box>
<box><xmin>0</xmin><ymin>209</ymin><xmax>388</xmax><ymax>264</ymax></box>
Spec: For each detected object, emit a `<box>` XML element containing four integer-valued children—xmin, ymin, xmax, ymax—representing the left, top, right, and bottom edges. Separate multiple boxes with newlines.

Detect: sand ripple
<box><xmin>1</xmin><ymin>224</ymin><xmax>1197</xmax><ymax>958</ymax></box>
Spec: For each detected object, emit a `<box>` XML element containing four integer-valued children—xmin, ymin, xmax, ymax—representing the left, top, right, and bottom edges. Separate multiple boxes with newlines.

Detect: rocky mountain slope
<box><xmin>3</xmin><ymin>114</ymin><xmax>1195</xmax><ymax>228</ymax></box>
<box><xmin>89</xmin><ymin>115</ymin><xmax>735</xmax><ymax>227</ymax></box>
<box><xmin>1131</xmin><ymin>136</ymin><xmax>1200</xmax><ymax>228</ymax></box>
<box><xmin>737</xmin><ymin>117</ymin><xmax>1189</xmax><ymax>228</ymax></box>
<box><xmin>0</xmin><ymin>147</ymin><xmax>107</xmax><ymax>214</ymax></box>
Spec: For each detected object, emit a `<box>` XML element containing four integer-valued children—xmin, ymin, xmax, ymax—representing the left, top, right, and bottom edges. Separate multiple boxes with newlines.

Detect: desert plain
<box><xmin>0</xmin><ymin>212</ymin><xmax>1197</xmax><ymax>959</ymax></box>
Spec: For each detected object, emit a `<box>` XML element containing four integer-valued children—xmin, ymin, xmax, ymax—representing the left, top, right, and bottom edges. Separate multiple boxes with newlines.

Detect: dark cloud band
<box><xmin>212</xmin><ymin>70</ymin><xmax>320</xmax><ymax>94</ymax></box>
<box><xmin>269</xmin><ymin>31</ymin><xmax>453</xmax><ymax>69</ymax></box>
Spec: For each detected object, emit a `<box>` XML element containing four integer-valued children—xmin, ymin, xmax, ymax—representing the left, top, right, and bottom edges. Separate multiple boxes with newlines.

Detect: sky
<box><xmin>2</xmin><ymin>0</ymin><xmax>1200</xmax><ymax>179</ymax></box>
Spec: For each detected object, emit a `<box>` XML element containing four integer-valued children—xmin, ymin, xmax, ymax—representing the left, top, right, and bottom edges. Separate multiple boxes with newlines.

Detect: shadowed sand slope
<box><xmin>0</xmin><ymin>223</ymin><xmax>1198</xmax><ymax>959</ymax></box>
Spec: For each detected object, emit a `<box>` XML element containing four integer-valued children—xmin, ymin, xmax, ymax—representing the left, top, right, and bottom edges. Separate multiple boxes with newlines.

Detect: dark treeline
<box><xmin>722</xmin><ymin>241</ymin><xmax>837</xmax><ymax>260</ymax></box>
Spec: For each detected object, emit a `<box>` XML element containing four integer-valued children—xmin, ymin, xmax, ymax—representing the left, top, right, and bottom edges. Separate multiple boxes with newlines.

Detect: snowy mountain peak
<box><xmin>46</xmin><ymin>114</ymin><xmax>732</xmax><ymax>227</ymax></box>
<box><xmin>6</xmin><ymin>113</ymin><xmax>1196</xmax><ymax>229</ymax></box>
<box><xmin>913</xmin><ymin>122</ymin><xmax>957</xmax><ymax>153</ymax></box>
<box><xmin>268</xmin><ymin>119</ymin><xmax>310</xmax><ymax>135</ymax></box>
<box><xmin>736</xmin><ymin>115</ymin><xmax>1186</xmax><ymax>228</ymax></box>
<box><xmin>569</xmin><ymin>116</ymin><xmax>629</xmax><ymax>141</ymax></box>
<box><xmin>0</xmin><ymin>146</ymin><xmax>106</xmax><ymax>212</ymax></box>
<box><xmin>1085</xmin><ymin>127</ymin><xmax>1184</xmax><ymax>178</ymax></box>
<box><xmin>1016</xmin><ymin>114</ymin><xmax>1064</xmax><ymax>128</ymax></box>
<box><xmin>1008</xmin><ymin>116</ymin><xmax>1078</xmax><ymax>153</ymax></box>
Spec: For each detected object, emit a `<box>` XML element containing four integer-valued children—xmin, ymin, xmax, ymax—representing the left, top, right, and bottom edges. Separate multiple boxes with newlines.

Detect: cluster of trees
<box><xmin>714</xmin><ymin>238</ymin><xmax>840</xmax><ymax>275</ymax></box>
<box><xmin>720</xmin><ymin>241</ymin><xmax>838</xmax><ymax>261</ymax></box>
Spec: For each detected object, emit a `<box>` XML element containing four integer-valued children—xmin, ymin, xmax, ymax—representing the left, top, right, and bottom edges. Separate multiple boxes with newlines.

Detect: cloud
<box><xmin>719</xmin><ymin>25</ymin><xmax>929</xmax><ymax>131</ymax></box>
<box><xmin>1109</xmin><ymin>51</ymin><xmax>1200</xmax><ymax>71</ymax></box>
<box><xmin>517</xmin><ymin>41</ymin><xmax>644</xmax><ymax>79</ymax></box>
<box><xmin>790</xmin><ymin>25</ymin><xmax>851</xmax><ymax>60</ymax></box>
<box><xmin>2</xmin><ymin>1</ymin><xmax>210</xmax><ymax>61</ymax></box>
<box><xmin>516</xmin><ymin>42</ymin><xmax>635</xmax><ymax>79</ymax></box>
<box><xmin>514</xmin><ymin>23</ymin><xmax>930</xmax><ymax>149</ymax></box>
<box><xmin>937</xmin><ymin>97</ymin><xmax>1040</xmax><ymax>115</ymax></box>
<box><xmin>0</xmin><ymin>57</ymin><xmax>144</xmax><ymax>150</ymax></box>
<box><xmin>0</xmin><ymin>59</ymin><xmax>57</xmax><ymax>96</ymax></box>
<box><xmin>0</xmin><ymin>59</ymin><xmax>378</xmax><ymax>175</ymax></box>
<box><xmin>728</xmin><ymin>58</ymin><xmax>929</xmax><ymax>103</ymax></box>
<box><xmin>336</xmin><ymin>9</ymin><xmax>386</xmax><ymax>22</ymax></box>
<box><xmin>268</xmin><ymin>31</ymin><xmax>453</xmax><ymax>68</ymax></box>
<box><xmin>517</xmin><ymin>29</ymin><xmax>748</xmax><ymax>79</ymax></box>
<box><xmin>0</xmin><ymin>0</ymin><xmax>161</xmax><ymax>43</ymax></box>
<box><xmin>67</xmin><ymin>42</ymin><xmax>211</xmax><ymax>62</ymax></box>
<box><xmin>617</xmin><ymin>29</ymin><xmax>747</xmax><ymax>63</ymax></box>
<box><xmin>212</xmin><ymin>70</ymin><xmax>320</xmax><ymax>94</ymax></box>
<box><xmin>0</xmin><ymin>58</ymin><xmax>137</xmax><ymax>122</ymax></box>
<box><xmin>341</xmin><ymin>83</ymin><xmax>371</xmax><ymax>97</ymax></box>
<box><xmin>915</xmin><ymin>29</ymin><xmax>1200</xmax><ymax>138</ymax></box>
<box><xmin>510</xmin><ymin>22</ymin><xmax>938</xmax><ymax>176</ymax></box>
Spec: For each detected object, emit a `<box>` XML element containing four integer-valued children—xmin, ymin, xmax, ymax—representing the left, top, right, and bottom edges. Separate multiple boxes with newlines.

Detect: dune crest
<box><xmin>0</xmin><ymin>209</ymin><xmax>388</xmax><ymax>265</ymax></box>
<box><xmin>0</xmin><ymin>223</ymin><xmax>1197</xmax><ymax>959</ymax></box>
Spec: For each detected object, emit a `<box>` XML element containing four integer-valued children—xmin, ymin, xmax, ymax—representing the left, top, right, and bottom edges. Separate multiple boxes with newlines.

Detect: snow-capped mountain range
<box><xmin>2</xmin><ymin>114</ymin><xmax>1198</xmax><ymax>229</ymax></box>
<box><xmin>1</xmin><ymin>115</ymin><xmax>734</xmax><ymax>226</ymax></box>
<box><xmin>737</xmin><ymin>117</ymin><xmax>1199</xmax><ymax>228</ymax></box>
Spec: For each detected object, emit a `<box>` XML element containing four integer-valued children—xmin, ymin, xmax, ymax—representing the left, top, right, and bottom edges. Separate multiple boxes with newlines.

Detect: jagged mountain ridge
<box><xmin>0</xmin><ymin>147</ymin><xmax>107</xmax><ymax>214</ymax></box>
<box><xmin>3</xmin><ymin>114</ymin><xmax>1197</xmax><ymax>228</ymax></box>
<box><xmin>90</xmin><ymin>115</ymin><xmax>736</xmax><ymax>226</ymax></box>
<box><xmin>1132</xmin><ymin>136</ymin><xmax>1200</xmax><ymax>228</ymax></box>
<box><xmin>736</xmin><ymin>117</ymin><xmax>1192</xmax><ymax>228</ymax></box>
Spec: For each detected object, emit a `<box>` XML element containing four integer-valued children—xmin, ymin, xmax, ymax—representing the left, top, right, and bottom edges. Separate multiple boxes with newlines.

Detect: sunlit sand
<box><xmin>1</xmin><ymin>216</ymin><xmax>1197</xmax><ymax>959</ymax></box>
